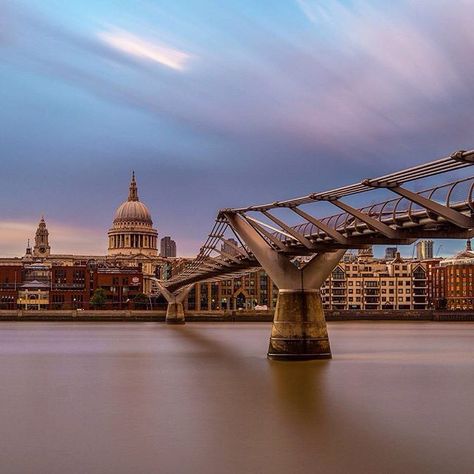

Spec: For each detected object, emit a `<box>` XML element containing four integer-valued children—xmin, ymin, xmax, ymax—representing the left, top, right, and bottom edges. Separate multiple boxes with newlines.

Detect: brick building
<box><xmin>0</xmin><ymin>262</ymin><xmax>143</xmax><ymax>310</ymax></box>
<box><xmin>430</xmin><ymin>241</ymin><xmax>474</xmax><ymax>310</ymax></box>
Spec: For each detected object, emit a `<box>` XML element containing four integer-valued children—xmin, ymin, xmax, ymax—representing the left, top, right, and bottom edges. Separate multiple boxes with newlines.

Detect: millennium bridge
<box><xmin>154</xmin><ymin>149</ymin><xmax>474</xmax><ymax>360</ymax></box>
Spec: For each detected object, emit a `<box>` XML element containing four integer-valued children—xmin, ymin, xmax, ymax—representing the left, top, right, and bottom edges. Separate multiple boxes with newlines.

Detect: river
<box><xmin>0</xmin><ymin>322</ymin><xmax>472</xmax><ymax>474</ymax></box>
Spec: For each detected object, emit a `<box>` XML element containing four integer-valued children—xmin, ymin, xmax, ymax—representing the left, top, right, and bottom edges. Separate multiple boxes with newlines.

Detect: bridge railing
<box><xmin>276</xmin><ymin>175</ymin><xmax>474</xmax><ymax>244</ymax></box>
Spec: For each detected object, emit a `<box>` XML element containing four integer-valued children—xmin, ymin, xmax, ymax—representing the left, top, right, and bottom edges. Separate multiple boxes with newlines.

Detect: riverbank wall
<box><xmin>0</xmin><ymin>309</ymin><xmax>473</xmax><ymax>322</ymax></box>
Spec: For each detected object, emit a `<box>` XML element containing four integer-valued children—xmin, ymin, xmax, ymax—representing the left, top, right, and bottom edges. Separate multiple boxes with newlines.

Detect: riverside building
<box><xmin>430</xmin><ymin>240</ymin><xmax>474</xmax><ymax>310</ymax></box>
<box><xmin>320</xmin><ymin>251</ymin><xmax>431</xmax><ymax>311</ymax></box>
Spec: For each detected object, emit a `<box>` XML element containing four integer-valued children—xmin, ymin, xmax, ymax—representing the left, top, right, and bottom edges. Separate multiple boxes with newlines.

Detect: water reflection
<box><xmin>268</xmin><ymin>360</ymin><xmax>328</xmax><ymax>424</ymax></box>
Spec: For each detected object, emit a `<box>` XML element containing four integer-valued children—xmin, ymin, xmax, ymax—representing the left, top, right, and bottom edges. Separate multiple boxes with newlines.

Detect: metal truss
<box><xmin>163</xmin><ymin>149</ymin><xmax>474</xmax><ymax>292</ymax></box>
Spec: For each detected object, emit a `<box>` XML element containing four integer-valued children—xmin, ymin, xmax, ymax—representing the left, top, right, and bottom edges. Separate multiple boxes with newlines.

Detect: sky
<box><xmin>1</xmin><ymin>0</ymin><xmax>474</xmax><ymax>257</ymax></box>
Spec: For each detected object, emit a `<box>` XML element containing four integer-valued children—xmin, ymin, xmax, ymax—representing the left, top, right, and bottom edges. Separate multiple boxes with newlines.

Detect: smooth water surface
<box><xmin>0</xmin><ymin>322</ymin><xmax>472</xmax><ymax>474</ymax></box>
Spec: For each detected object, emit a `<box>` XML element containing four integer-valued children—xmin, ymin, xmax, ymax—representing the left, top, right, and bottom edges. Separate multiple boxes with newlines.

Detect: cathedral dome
<box><xmin>112</xmin><ymin>172</ymin><xmax>153</xmax><ymax>226</ymax></box>
<box><xmin>108</xmin><ymin>172</ymin><xmax>158</xmax><ymax>257</ymax></box>
<box><xmin>114</xmin><ymin>200</ymin><xmax>152</xmax><ymax>225</ymax></box>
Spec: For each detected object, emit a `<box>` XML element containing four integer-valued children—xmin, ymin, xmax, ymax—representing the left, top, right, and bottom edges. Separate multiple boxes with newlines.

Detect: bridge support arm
<box><xmin>225</xmin><ymin>212</ymin><xmax>345</xmax><ymax>360</ymax></box>
<box><xmin>154</xmin><ymin>281</ymin><xmax>193</xmax><ymax>325</ymax></box>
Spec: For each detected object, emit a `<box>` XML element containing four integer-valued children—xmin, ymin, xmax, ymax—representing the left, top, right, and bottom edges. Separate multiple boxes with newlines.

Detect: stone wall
<box><xmin>0</xmin><ymin>309</ymin><xmax>473</xmax><ymax>322</ymax></box>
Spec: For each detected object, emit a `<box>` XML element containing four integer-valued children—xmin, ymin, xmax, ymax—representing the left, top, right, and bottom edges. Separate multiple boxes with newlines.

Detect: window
<box><xmin>73</xmin><ymin>270</ymin><xmax>85</xmax><ymax>284</ymax></box>
<box><xmin>332</xmin><ymin>268</ymin><xmax>345</xmax><ymax>280</ymax></box>
<box><xmin>55</xmin><ymin>268</ymin><xmax>67</xmax><ymax>284</ymax></box>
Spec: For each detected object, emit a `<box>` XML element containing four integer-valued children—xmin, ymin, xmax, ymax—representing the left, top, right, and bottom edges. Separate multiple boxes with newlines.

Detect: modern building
<box><xmin>160</xmin><ymin>236</ymin><xmax>177</xmax><ymax>258</ymax></box>
<box><xmin>385</xmin><ymin>247</ymin><xmax>397</xmax><ymax>260</ymax></box>
<box><xmin>416</xmin><ymin>240</ymin><xmax>434</xmax><ymax>260</ymax></box>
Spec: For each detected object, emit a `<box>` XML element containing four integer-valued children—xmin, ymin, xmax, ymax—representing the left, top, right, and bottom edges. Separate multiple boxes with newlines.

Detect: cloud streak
<box><xmin>98</xmin><ymin>29</ymin><xmax>191</xmax><ymax>71</ymax></box>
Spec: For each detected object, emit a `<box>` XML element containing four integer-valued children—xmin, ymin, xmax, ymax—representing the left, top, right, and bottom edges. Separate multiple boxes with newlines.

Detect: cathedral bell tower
<box><xmin>33</xmin><ymin>216</ymin><xmax>51</xmax><ymax>257</ymax></box>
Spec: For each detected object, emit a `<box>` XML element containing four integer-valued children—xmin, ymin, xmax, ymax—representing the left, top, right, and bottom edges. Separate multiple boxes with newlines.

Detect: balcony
<box><xmin>413</xmin><ymin>289</ymin><xmax>427</xmax><ymax>296</ymax></box>
<box><xmin>364</xmin><ymin>289</ymin><xmax>380</xmax><ymax>296</ymax></box>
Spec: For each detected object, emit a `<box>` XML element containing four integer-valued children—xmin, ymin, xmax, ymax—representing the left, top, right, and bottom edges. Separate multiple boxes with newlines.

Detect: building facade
<box><xmin>430</xmin><ymin>241</ymin><xmax>474</xmax><ymax>310</ymax></box>
<box><xmin>160</xmin><ymin>236</ymin><xmax>177</xmax><ymax>258</ymax></box>
<box><xmin>320</xmin><ymin>252</ymin><xmax>429</xmax><ymax>310</ymax></box>
<box><xmin>0</xmin><ymin>261</ymin><xmax>144</xmax><ymax>310</ymax></box>
<box><xmin>416</xmin><ymin>240</ymin><xmax>434</xmax><ymax>260</ymax></box>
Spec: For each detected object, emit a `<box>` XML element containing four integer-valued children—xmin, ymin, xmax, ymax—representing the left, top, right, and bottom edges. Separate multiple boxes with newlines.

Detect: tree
<box><xmin>133</xmin><ymin>293</ymin><xmax>149</xmax><ymax>309</ymax></box>
<box><xmin>90</xmin><ymin>288</ymin><xmax>107</xmax><ymax>309</ymax></box>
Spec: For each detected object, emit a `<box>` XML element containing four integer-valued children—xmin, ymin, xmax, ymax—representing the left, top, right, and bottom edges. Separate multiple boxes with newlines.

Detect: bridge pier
<box><xmin>153</xmin><ymin>281</ymin><xmax>192</xmax><ymax>325</ymax></box>
<box><xmin>269</xmin><ymin>289</ymin><xmax>330</xmax><ymax>360</ymax></box>
<box><xmin>166</xmin><ymin>302</ymin><xmax>186</xmax><ymax>325</ymax></box>
<box><xmin>225</xmin><ymin>212</ymin><xmax>345</xmax><ymax>360</ymax></box>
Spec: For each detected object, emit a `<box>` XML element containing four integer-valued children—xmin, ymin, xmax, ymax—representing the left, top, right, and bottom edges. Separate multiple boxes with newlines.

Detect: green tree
<box><xmin>90</xmin><ymin>288</ymin><xmax>107</xmax><ymax>309</ymax></box>
<box><xmin>133</xmin><ymin>293</ymin><xmax>149</xmax><ymax>309</ymax></box>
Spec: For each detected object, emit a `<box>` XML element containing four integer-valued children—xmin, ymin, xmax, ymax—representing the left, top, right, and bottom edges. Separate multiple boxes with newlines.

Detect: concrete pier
<box><xmin>268</xmin><ymin>290</ymin><xmax>331</xmax><ymax>360</ymax></box>
<box><xmin>166</xmin><ymin>302</ymin><xmax>186</xmax><ymax>325</ymax></box>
